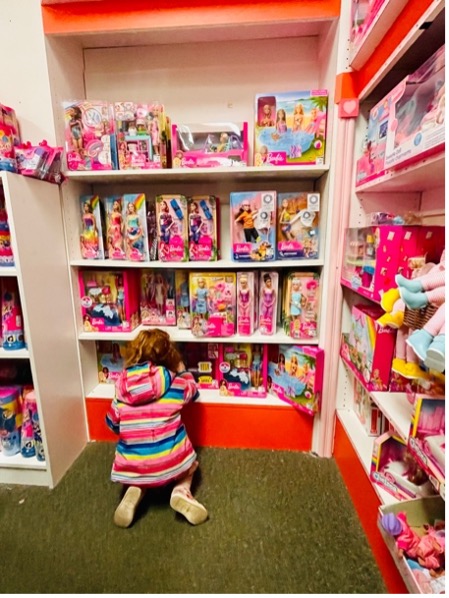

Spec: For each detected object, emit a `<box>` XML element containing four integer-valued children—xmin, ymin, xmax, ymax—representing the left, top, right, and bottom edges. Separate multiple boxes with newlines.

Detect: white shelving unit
<box><xmin>0</xmin><ymin>172</ymin><xmax>87</xmax><ymax>487</ymax></box>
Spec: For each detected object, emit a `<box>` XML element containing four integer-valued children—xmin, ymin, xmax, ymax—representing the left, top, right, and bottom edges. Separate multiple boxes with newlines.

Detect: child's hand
<box><xmin>177</xmin><ymin>361</ymin><xmax>186</xmax><ymax>373</ymax></box>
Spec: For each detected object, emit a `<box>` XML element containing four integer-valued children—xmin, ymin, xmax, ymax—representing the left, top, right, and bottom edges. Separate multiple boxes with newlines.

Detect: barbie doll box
<box><xmin>187</xmin><ymin>195</ymin><xmax>219</xmax><ymax>262</ymax></box>
<box><xmin>277</xmin><ymin>192</ymin><xmax>320</xmax><ymax>259</ymax></box>
<box><xmin>254</xmin><ymin>90</ymin><xmax>328</xmax><ymax>167</ymax></box>
<box><xmin>155</xmin><ymin>194</ymin><xmax>189</xmax><ymax>262</ymax></box>
<box><xmin>218</xmin><ymin>343</ymin><xmax>268</xmax><ymax>398</ymax></box>
<box><xmin>140</xmin><ymin>270</ymin><xmax>176</xmax><ymax>326</ymax></box>
<box><xmin>384</xmin><ymin>45</ymin><xmax>445</xmax><ymax>170</ymax></box>
<box><xmin>282</xmin><ymin>272</ymin><xmax>320</xmax><ymax>340</ymax></box>
<box><xmin>183</xmin><ymin>342</ymin><xmax>219</xmax><ymax>390</ymax></box>
<box><xmin>230</xmin><ymin>191</ymin><xmax>276</xmax><ymax>262</ymax></box>
<box><xmin>96</xmin><ymin>340</ymin><xmax>125</xmax><ymax>384</ymax></box>
<box><xmin>189</xmin><ymin>272</ymin><xmax>236</xmax><ymax>337</ymax></box>
<box><xmin>171</xmin><ymin>122</ymin><xmax>248</xmax><ymax>168</ymax></box>
<box><xmin>267</xmin><ymin>344</ymin><xmax>324</xmax><ymax>415</ymax></box>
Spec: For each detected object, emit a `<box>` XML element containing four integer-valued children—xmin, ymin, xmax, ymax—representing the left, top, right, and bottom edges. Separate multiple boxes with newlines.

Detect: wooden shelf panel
<box><xmin>72</xmin><ymin>258</ymin><xmax>324</xmax><ymax>270</ymax></box>
<box><xmin>369</xmin><ymin>392</ymin><xmax>413</xmax><ymax>442</ymax></box>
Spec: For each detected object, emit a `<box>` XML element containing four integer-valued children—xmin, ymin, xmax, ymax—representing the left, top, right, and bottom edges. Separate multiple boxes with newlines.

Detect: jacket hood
<box><xmin>115</xmin><ymin>361</ymin><xmax>175</xmax><ymax>406</ymax></box>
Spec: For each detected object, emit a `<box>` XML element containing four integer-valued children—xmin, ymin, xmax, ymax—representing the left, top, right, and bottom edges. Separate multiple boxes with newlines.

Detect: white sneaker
<box><xmin>170</xmin><ymin>487</ymin><xmax>208</xmax><ymax>525</ymax></box>
<box><xmin>114</xmin><ymin>486</ymin><xmax>144</xmax><ymax>528</ymax></box>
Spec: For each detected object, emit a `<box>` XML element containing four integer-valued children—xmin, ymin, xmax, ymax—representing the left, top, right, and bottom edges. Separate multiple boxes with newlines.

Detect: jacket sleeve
<box><xmin>176</xmin><ymin>371</ymin><xmax>200</xmax><ymax>404</ymax></box>
<box><xmin>105</xmin><ymin>398</ymin><xmax>120</xmax><ymax>435</ymax></box>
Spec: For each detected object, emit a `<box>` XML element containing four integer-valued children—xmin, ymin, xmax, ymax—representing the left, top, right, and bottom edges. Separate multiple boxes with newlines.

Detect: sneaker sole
<box><xmin>425</xmin><ymin>348</ymin><xmax>445</xmax><ymax>373</ymax></box>
<box><xmin>170</xmin><ymin>494</ymin><xmax>208</xmax><ymax>525</ymax></box>
<box><xmin>114</xmin><ymin>487</ymin><xmax>143</xmax><ymax>528</ymax></box>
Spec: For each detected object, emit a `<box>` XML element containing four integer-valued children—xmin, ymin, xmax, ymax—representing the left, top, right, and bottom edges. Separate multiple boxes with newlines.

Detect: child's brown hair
<box><xmin>124</xmin><ymin>328</ymin><xmax>182</xmax><ymax>372</ymax></box>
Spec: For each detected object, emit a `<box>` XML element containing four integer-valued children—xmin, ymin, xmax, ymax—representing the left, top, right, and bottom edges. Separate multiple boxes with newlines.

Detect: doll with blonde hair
<box><xmin>106</xmin><ymin>328</ymin><xmax>207</xmax><ymax>528</ymax></box>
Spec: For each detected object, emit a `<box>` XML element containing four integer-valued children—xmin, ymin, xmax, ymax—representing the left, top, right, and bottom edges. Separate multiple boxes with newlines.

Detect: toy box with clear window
<box><xmin>355</xmin><ymin>95</ymin><xmax>390</xmax><ymax>185</ymax></box>
<box><xmin>218</xmin><ymin>344</ymin><xmax>268</xmax><ymax>398</ymax></box>
<box><xmin>385</xmin><ymin>45</ymin><xmax>445</xmax><ymax>171</ymax></box>
<box><xmin>79</xmin><ymin>269</ymin><xmax>140</xmax><ymax>333</ymax></box>
<box><xmin>114</xmin><ymin>101</ymin><xmax>167</xmax><ymax>170</ymax></box>
<box><xmin>407</xmin><ymin>396</ymin><xmax>445</xmax><ymax>498</ymax></box>
<box><xmin>156</xmin><ymin>194</ymin><xmax>189</xmax><ymax>262</ymax></box>
<box><xmin>277</xmin><ymin>192</ymin><xmax>320</xmax><ymax>260</ymax></box>
<box><xmin>258</xmin><ymin>271</ymin><xmax>278</xmax><ymax>336</ymax></box>
<box><xmin>181</xmin><ymin>342</ymin><xmax>219</xmax><ymax>390</ymax></box>
<box><xmin>123</xmin><ymin>194</ymin><xmax>149</xmax><ymax>262</ymax></box>
<box><xmin>345</xmin><ymin>304</ymin><xmax>396</xmax><ymax>391</ymax></box>
<box><xmin>189</xmin><ymin>272</ymin><xmax>236</xmax><ymax>338</ymax></box>
<box><xmin>282</xmin><ymin>272</ymin><xmax>320</xmax><ymax>340</ymax></box>
<box><xmin>96</xmin><ymin>340</ymin><xmax>125</xmax><ymax>384</ymax></box>
<box><xmin>175</xmin><ymin>271</ymin><xmax>191</xmax><ymax>329</ymax></box>
<box><xmin>341</xmin><ymin>225</ymin><xmax>445</xmax><ymax>302</ymax></box>
<box><xmin>172</xmin><ymin>122</ymin><xmax>248</xmax><ymax>168</ymax></box>
<box><xmin>237</xmin><ymin>272</ymin><xmax>258</xmax><ymax>336</ymax></box>
<box><xmin>104</xmin><ymin>196</ymin><xmax>126</xmax><ymax>260</ymax></box>
<box><xmin>254</xmin><ymin>91</ymin><xmax>327</xmax><ymax>167</ymax></box>
<box><xmin>188</xmin><ymin>195</ymin><xmax>219</xmax><ymax>261</ymax></box>
<box><xmin>350</xmin><ymin>0</ymin><xmax>388</xmax><ymax>52</ymax></box>
<box><xmin>352</xmin><ymin>377</ymin><xmax>385</xmax><ymax>436</ymax></box>
<box><xmin>63</xmin><ymin>100</ymin><xmax>118</xmax><ymax>171</ymax></box>
<box><xmin>267</xmin><ymin>344</ymin><xmax>324</xmax><ymax>415</ymax></box>
<box><xmin>140</xmin><ymin>270</ymin><xmax>176</xmax><ymax>327</ymax></box>
<box><xmin>230</xmin><ymin>191</ymin><xmax>276</xmax><ymax>262</ymax></box>
<box><xmin>79</xmin><ymin>195</ymin><xmax>105</xmax><ymax>260</ymax></box>
<box><xmin>371</xmin><ymin>431</ymin><xmax>436</xmax><ymax>500</ymax></box>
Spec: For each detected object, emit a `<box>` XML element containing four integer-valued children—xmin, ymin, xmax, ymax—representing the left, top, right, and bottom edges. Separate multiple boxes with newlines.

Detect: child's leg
<box><xmin>114</xmin><ymin>485</ymin><xmax>146</xmax><ymax>528</ymax></box>
<box><xmin>170</xmin><ymin>461</ymin><xmax>208</xmax><ymax>525</ymax></box>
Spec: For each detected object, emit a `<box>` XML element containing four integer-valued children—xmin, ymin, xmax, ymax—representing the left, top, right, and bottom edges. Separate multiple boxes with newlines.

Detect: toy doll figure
<box><xmin>275</xmin><ymin>109</ymin><xmax>287</xmax><ymax>134</ymax></box>
<box><xmin>81</xmin><ymin>198</ymin><xmax>99</xmax><ymax>257</ymax></box>
<box><xmin>279</xmin><ymin>198</ymin><xmax>295</xmax><ymax>241</ymax></box>
<box><xmin>67</xmin><ymin>106</ymin><xmax>83</xmax><ymax>151</ymax></box>
<box><xmin>195</xmin><ymin>277</ymin><xmax>209</xmax><ymax>316</ymax></box>
<box><xmin>289</xmin><ymin>355</ymin><xmax>299</xmax><ymax>377</ymax></box>
<box><xmin>290</xmin><ymin>279</ymin><xmax>303</xmax><ymax>321</ymax></box>
<box><xmin>107</xmin><ymin>198</ymin><xmax>125</xmax><ymax>258</ymax></box>
<box><xmin>158</xmin><ymin>200</ymin><xmax>174</xmax><ymax>245</ymax></box>
<box><xmin>251</xmin><ymin>346</ymin><xmax>262</xmax><ymax>388</ymax></box>
<box><xmin>260</xmin><ymin>104</ymin><xmax>274</xmax><ymax>127</ymax></box>
<box><xmin>237</xmin><ymin>274</ymin><xmax>251</xmax><ymax>317</ymax></box>
<box><xmin>154</xmin><ymin>274</ymin><xmax>166</xmax><ymax>316</ymax></box>
<box><xmin>216</xmin><ymin>132</ymin><xmax>229</xmax><ymax>152</ymax></box>
<box><xmin>173</xmin><ymin>150</ymin><xmax>183</xmax><ymax>168</ymax></box>
<box><xmin>219</xmin><ymin>379</ymin><xmax>229</xmax><ymax>396</ymax></box>
<box><xmin>260</xmin><ymin>272</ymin><xmax>276</xmax><ymax>334</ymax></box>
<box><xmin>234</xmin><ymin>201</ymin><xmax>260</xmax><ymax>244</ymax></box>
<box><xmin>149</xmin><ymin>112</ymin><xmax>160</xmax><ymax>156</ymax></box>
<box><xmin>125</xmin><ymin>201</ymin><xmax>144</xmax><ymax>260</ymax></box>
<box><xmin>292</xmin><ymin>103</ymin><xmax>305</xmax><ymax>132</ymax></box>
<box><xmin>189</xmin><ymin>201</ymin><xmax>203</xmax><ymax>245</ymax></box>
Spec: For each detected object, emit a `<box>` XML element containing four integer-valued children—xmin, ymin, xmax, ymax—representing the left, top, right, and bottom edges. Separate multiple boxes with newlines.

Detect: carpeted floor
<box><xmin>0</xmin><ymin>443</ymin><xmax>386</xmax><ymax>594</ymax></box>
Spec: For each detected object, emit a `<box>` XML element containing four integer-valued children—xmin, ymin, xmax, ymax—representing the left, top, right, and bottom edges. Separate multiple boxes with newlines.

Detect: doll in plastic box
<box><xmin>275</xmin><ymin>109</ymin><xmax>287</xmax><ymax>134</ymax></box>
<box><xmin>106</xmin><ymin>198</ymin><xmax>125</xmax><ymax>258</ymax></box>
<box><xmin>292</xmin><ymin>103</ymin><xmax>305</xmax><ymax>132</ymax></box>
<box><xmin>289</xmin><ymin>278</ymin><xmax>303</xmax><ymax>323</ymax></box>
<box><xmin>259</xmin><ymin>272</ymin><xmax>277</xmax><ymax>334</ymax></box>
<box><xmin>237</xmin><ymin>273</ymin><xmax>252</xmax><ymax>321</ymax></box>
<box><xmin>189</xmin><ymin>201</ymin><xmax>204</xmax><ymax>245</ymax></box>
<box><xmin>81</xmin><ymin>198</ymin><xmax>100</xmax><ymax>257</ymax></box>
<box><xmin>67</xmin><ymin>105</ymin><xmax>84</xmax><ymax>151</ymax></box>
<box><xmin>260</xmin><ymin>104</ymin><xmax>275</xmax><ymax>127</ymax></box>
<box><xmin>234</xmin><ymin>200</ymin><xmax>260</xmax><ymax>244</ymax></box>
<box><xmin>125</xmin><ymin>201</ymin><xmax>144</xmax><ymax>260</ymax></box>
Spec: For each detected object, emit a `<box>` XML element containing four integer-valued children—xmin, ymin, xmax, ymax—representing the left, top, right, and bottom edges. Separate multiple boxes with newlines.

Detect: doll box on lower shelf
<box><xmin>182</xmin><ymin>342</ymin><xmax>219</xmax><ymax>390</ymax></box>
<box><xmin>171</xmin><ymin>122</ymin><xmax>248</xmax><ymax>168</ymax></box>
<box><xmin>218</xmin><ymin>343</ymin><xmax>268</xmax><ymax>398</ymax></box>
<box><xmin>96</xmin><ymin>341</ymin><xmax>125</xmax><ymax>384</ymax></box>
<box><xmin>407</xmin><ymin>396</ymin><xmax>445</xmax><ymax>499</ymax></box>
<box><xmin>79</xmin><ymin>269</ymin><xmax>140</xmax><ymax>333</ymax></box>
<box><xmin>378</xmin><ymin>497</ymin><xmax>446</xmax><ymax>594</ymax></box>
<box><xmin>352</xmin><ymin>377</ymin><xmax>385</xmax><ymax>437</ymax></box>
<box><xmin>189</xmin><ymin>272</ymin><xmax>236</xmax><ymax>337</ymax></box>
<box><xmin>267</xmin><ymin>344</ymin><xmax>324</xmax><ymax>415</ymax></box>
<box><xmin>371</xmin><ymin>431</ymin><xmax>436</xmax><ymax>501</ymax></box>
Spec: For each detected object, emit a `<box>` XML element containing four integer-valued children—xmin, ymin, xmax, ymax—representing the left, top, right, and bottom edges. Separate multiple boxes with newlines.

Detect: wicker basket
<box><xmin>403</xmin><ymin>304</ymin><xmax>438</xmax><ymax>330</ymax></box>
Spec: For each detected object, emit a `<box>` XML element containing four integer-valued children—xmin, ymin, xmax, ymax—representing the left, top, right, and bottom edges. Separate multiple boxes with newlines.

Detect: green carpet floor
<box><xmin>0</xmin><ymin>443</ymin><xmax>386</xmax><ymax>594</ymax></box>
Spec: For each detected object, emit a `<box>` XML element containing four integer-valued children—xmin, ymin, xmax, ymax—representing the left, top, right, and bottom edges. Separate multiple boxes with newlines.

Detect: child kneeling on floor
<box><xmin>105</xmin><ymin>328</ymin><xmax>207</xmax><ymax>528</ymax></box>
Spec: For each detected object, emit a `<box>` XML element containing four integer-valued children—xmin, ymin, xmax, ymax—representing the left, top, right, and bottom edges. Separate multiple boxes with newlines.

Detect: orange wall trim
<box><xmin>354</xmin><ymin>0</ymin><xmax>435</xmax><ymax>98</ymax></box>
<box><xmin>86</xmin><ymin>398</ymin><xmax>313</xmax><ymax>451</ymax></box>
<box><xmin>42</xmin><ymin>0</ymin><xmax>341</xmax><ymax>35</ymax></box>
<box><xmin>333</xmin><ymin>419</ymin><xmax>407</xmax><ymax>594</ymax></box>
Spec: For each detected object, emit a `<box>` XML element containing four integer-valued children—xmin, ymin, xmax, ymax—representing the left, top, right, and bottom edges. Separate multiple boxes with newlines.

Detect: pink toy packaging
<box><xmin>341</xmin><ymin>303</ymin><xmax>396</xmax><ymax>391</ymax></box>
<box><xmin>123</xmin><ymin>193</ymin><xmax>149</xmax><ymax>262</ymax></box>
<box><xmin>0</xmin><ymin>188</ymin><xmax>14</xmax><ymax>267</ymax></box>
<box><xmin>218</xmin><ymin>344</ymin><xmax>268</xmax><ymax>398</ymax></box>
<box><xmin>0</xmin><ymin>386</ymin><xmax>22</xmax><ymax>456</ymax></box>
<box><xmin>277</xmin><ymin>192</ymin><xmax>320</xmax><ymax>259</ymax></box>
<box><xmin>63</xmin><ymin>100</ymin><xmax>118</xmax><ymax>171</ymax></box>
<box><xmin>0</xmin><ymin>103</ymin><xmax>21</xmax><ymax>147</ymax></box>
<box><xmin>79</xmin><ymin>195</ymin><xmax>105</xmax><ymax>260</ymax></box>
<box><xmin>385</xmin><ymin>45</ymin><xmax>445</xmax><ymax>171</ymax></box>
<box><xmin>104</xmin><ymin>196</ymin><xmax>126</xmax><ymax>260</ymax></box>
<box><xmin>146</xmin><ymin>197</ymin><xmax>158</xmax><ymax>261</ymax></box>
<box><xmin>156</xmin><ymin>194</ymin><xmax>189</xmax><ymax>262</ymax></box>
<box><xmin>114</xmin><ymin>101</ymin><xmax>167</xmax><ymax>170</ymax></box>
<box><xmin>79</xmin><ymin>269</ymin><xmax>140</xmax><ymax>333</ymax></box>
<box><xmin>341</xmin><ymin>225</ymin><xmax>445</xmax><ymax>302</ymax></box>
<box><xmin>350</xmin><ymin>0</ymin><xmax>387</xmax><ymax>52</ymax></box>
<box><xmin>371</xmin><ymin>431</ymin><xmax>435</xmax><ymax>500</ymax></box>
<box><xmin>188</xmin><ymin>195</ymin><xmax>219</xmax><ymax>261</ymax></box>
<box><xmin>172</xmin><ymin>122</ymin><xmax>248</xmax><ymax>168</ymax></box>
<box><xmin>96</xmin><ymin>340</ymin><xmax>125</xmax><ymax>384</ymax></box>
<box><xmin>237</xmin><ymin>272</ymin><xmax>258</xmax><ymax>336</ymax></box>
<box><xmin>182</xmin><ymin>342</ymin><xmax>219</xmax><ymax>390</ymax></box>
<box><xmin>230</xmin><ymin>191</ymin><xmax>276</xmax><ymax>262</ymax></box>
<box><xmin>352</xmin><ymin>377</ymin><xmax>385</xmax><ymax>436</ymax></box>
<box><xmin>355</xmin><ymin>95</ymin><xmax>390</xmax><ymax>185</ymax></box>
<box><xmin>140</xmin><ymin>270</ymin><xmax>176</xmax><ymax>326</ymax></box>
<box><xmin>282</xmin><ymin>272</ymin><xmax>320</xmax><ymax>340</ymax></box>
<box><xmin>258</xmin><ymin>271</ymin><xmax>278</xmax><ymax>336</ymax></box>
<box><xmin>254</xmin><ymin>91</ymin><xmax>328</xmax><ymax>166</ymax></box>
<box><xmin>189</xmin><ymin>272</ymin><xmax>236</xmax><ymax>338</ymax></box>
<box><xmin>0</xmin><ymin>123</ymin><xmax>17</xmax><ymax>173</ymax></box>
<box><xmin>267</xmin><ymin>344</ymin><xmax>324</xmax><ymax>415</ymax></box>
<box><xmin>175</xmin><ymin>270</ymin><xmax>191</xmax><ymax>329</ymax></box>
<box><xmin>407</xmin><ymin>396</ymin><xmax>445</xmax><ymax>497</ymax></box>
<box><xmin>1</xmin><ymin>278</ymin><xmax>25</xmax><ymax>350</ymax></box>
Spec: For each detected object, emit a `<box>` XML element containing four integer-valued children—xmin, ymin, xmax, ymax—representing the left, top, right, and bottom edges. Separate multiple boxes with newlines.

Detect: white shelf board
<box><xmin>336</xmin><ymin>408</ymin><xmax>398</xmax><ymax>506</ymax></box>
<box><xmin>87</xmin><ymin>382</ymin><xmax>290</xmax><ymax>407</ymax></box>
<box><xmin>71</xmin><ymin>258</ymin><xmax>324</xmax><ymax>270</ymax></box>
<box><xmin>0</xmin><ymin>452</ymin><xmax>46</xmax><ymax>470</ymax></box>
<box><xmin>355</xmin><ymin>153</ymin><xmax>445</xmax><ymax>194</ymax></box>
<box><xmin>0</xmin><ymin>266</ymin><xmax>18</xmax><ymax>276</ymax></box>
<box><xmin>79</xmin><ymin>324</ymin><xmax>320</xmax><ymax>344</ymax></box>
<box><xmin>349</xmin><ymin>0</ymin><xmax>409</xmax><ymax>70</ymax></box>
<box><xmin>0</xmin><ymin>347</ymin><xmax>29</xmax><ymax>359</ymax></box>
<box><xmin>64</xmin><ymin>165</ymin><xmax>329</xmax><ymax>185</ymax></box>
<box><xmin>369</xmin><ymin>392</ymin><xmax>413</xmax><ymax>442</ymax></box>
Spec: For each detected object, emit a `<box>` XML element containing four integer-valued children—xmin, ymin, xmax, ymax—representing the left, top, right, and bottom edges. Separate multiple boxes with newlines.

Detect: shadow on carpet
<box><xmin>0</xmin><ymin>443</ymin><xmax>386</xmax><ymax>594</ymax></box>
